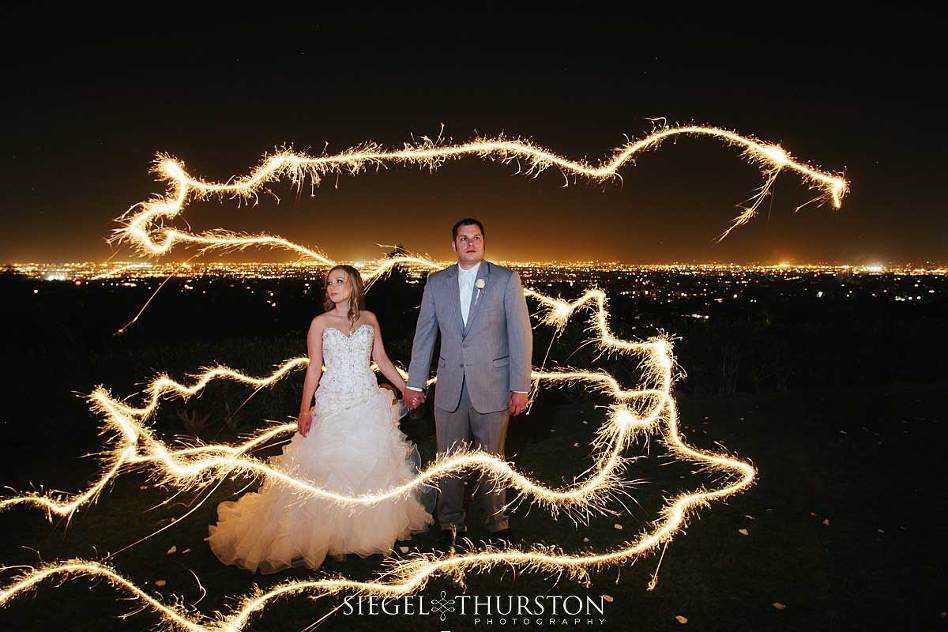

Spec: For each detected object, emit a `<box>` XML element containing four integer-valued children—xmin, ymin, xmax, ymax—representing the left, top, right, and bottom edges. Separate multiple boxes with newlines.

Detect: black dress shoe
<box><xmin>485</xmin><ymin>528</ymin><xmax>514</xmax><ymax>547</ymax></box>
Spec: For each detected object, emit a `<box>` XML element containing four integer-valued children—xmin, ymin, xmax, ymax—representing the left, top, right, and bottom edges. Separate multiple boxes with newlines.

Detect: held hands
<box><xmin>403</xmin><ymin>389</ymin><xmax>525</xmax><ymax>413</ymax></box>
<box><xmin>509</xmin><ymin>391</ymin><xmax>529</xmax><ymax>416</ymax></box>
<box><xmin>297</xmin><ymin>409</ymin><xmax>313</xmax><ymax>437</ymax></box>
<box><xmin>404</xmin><ymin>389</ymin><xmax>426</xmax><ymax>410</ymax></box>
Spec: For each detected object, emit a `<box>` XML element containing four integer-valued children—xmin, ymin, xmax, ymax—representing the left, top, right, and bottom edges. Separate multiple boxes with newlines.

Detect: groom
<box><xmin>406</xmin><ymin>218</ymin><xmax>533</xmax><ymax>550</ymax></box>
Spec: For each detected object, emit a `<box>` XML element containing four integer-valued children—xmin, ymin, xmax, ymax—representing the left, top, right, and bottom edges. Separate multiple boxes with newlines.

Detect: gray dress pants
<box><xmin>434</xmin><ymin>377</ymin><xmax>510</xmax><ymax>533</ymax></box>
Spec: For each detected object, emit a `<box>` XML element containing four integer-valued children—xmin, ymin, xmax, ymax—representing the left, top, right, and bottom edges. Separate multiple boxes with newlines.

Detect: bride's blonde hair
<box><xmin>323</xmin><ymin>264</ymin><xmax>366</xmax><ymax>324</ymax></box>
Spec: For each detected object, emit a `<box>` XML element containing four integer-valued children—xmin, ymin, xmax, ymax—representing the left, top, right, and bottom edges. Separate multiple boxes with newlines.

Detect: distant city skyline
<box><xmin>10</xmin><ymin>260</ymin><xmax>946</xmax><ymax>280</ymax></box>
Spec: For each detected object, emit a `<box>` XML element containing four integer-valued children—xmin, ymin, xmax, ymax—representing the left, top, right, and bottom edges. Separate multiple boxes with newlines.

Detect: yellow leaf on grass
<box><xmin>602</xmin><ymin>595</ymin><xmax>614</xmax><ymax>603</ymax></box>
<box><xmin>613</xmin><ymin>523</ymin><xmax>623</xmax><ymax>530</ymax></box>
<box><xmin>675</xmin><ymin>615</ymin><xmax>688</xmax><ymax>624</ymax></box>
<box><xmin>154</xmin><ymin>580</ymin><xmax>166</xmax><ymax>587</ymax></box>
<box><xmin>773</xmin><ymin>602</ymin><xmax>786</xmax><ymax>610</ymax></box>
<box><xmin>166</xmin><ymin>545</ymin><xmax>177</xmax><ymax>555</ymax></box>
<box><xmin>738</xmin><ymin>528</ymin><xmax>749</xmax><ymax>536</ymax></box>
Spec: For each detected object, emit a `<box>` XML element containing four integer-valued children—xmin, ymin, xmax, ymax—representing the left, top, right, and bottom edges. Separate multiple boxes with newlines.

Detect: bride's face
<box><xmin>326</xmin><ymin>269</ymin><xmax>352</xmax><ymax>305</ymax></box>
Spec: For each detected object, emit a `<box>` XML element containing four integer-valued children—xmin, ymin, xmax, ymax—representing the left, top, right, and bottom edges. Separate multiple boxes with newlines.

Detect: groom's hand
<box><xmin>406</xmin><ymin>390</ymin><xmax>426</xmax><ymax>409</ymax></box>
<box><xmin>509</xmin><ymin>391</ymin><xmax>529</xmax><ymax>416</ymax></box>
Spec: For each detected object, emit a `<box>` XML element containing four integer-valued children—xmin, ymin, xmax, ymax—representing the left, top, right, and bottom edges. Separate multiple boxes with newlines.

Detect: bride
<box><xmin>207</xmin><ymin>264</ymin><xmax>433</xmax><ymax>573</ymax></box>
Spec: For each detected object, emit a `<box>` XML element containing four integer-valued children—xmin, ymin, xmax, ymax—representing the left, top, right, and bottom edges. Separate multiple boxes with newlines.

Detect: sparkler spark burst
<box><xmin>0</xmin><ymin>125</ymin><xmax>847</xmax><ymax>630</ymax></box>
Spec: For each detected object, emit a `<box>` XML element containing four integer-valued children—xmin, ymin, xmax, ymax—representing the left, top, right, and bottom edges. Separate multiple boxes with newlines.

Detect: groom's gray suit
<box><xmin>407</xmin><ymin>260</ymin><xmax>532</xmax><ymax>533</ymax></box>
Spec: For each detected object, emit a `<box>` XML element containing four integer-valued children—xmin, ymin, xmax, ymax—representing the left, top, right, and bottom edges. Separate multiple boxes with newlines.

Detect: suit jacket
<box><xmin>407</xmin><ymin>260</ymin><xmax>533</xmax><ymax>413</ymax></box>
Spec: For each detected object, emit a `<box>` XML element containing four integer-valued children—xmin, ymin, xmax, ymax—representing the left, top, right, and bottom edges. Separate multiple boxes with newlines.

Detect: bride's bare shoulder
<box><xmin>309</xmin><ymin>312</ymin><xmax>330</xmax><ymax>331</ymax></box>
<box><xmin>361</xmin><ymin>310</ymin><xmax>379</xmax><ymax>325</ymax></box>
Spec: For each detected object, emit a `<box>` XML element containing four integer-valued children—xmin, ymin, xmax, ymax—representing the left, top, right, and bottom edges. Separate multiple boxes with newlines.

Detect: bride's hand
<box><xmin>297</xmin><ymin>410</ymin><xmax>313</xmax><ymax>437</ymax></box>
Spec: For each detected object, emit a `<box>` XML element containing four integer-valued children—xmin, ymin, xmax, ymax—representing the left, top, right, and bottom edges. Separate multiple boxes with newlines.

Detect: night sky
<box><xmin>1</xmin><ymin>2</ymin><xmax>945</xmax><ymax>264</ymax></box>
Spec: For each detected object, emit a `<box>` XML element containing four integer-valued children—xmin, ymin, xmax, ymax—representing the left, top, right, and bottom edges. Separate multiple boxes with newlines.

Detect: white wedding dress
<box><xmin>207</xmin><ymin>323</ymin><xmax>433</xmax><ymax>573</ymax></box>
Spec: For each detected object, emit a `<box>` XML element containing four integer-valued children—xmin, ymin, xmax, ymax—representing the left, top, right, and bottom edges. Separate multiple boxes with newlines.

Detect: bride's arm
<box><xmin>297</xmin><ymin>317</ymin><xmax>325</xmax><ymax>434</ymax></box>
<box><xmin>366</xmin><ymin>312</ymin><xmax>408</xmax><ymax>394</ymax></box>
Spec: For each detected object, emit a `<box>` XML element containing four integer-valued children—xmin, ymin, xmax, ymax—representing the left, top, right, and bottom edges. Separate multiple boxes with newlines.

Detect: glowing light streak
<box><xmin>110</xmin><ymin>126</ymin><xmax>847</xmax><ymax>262</ymax></box>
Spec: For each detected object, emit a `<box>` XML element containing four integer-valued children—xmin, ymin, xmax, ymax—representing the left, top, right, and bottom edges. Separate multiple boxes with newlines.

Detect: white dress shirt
<box><xmin>458</xmin><ymin>261</ymin><xmax>481</xmax><ymax>326</ymax></box>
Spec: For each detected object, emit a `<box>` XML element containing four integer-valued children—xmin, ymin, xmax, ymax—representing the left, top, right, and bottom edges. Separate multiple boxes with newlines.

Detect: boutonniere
<box><xmin>474</xmin><ymin>278</ymin><xmax>486</xmax><ymax>304</ymax></box>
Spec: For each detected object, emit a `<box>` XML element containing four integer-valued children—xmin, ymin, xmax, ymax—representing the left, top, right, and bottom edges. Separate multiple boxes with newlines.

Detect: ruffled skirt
<box><xmin>207</xmin><ymin>387</ymin><xmax>433</xmax><ymax>573</ymax></box>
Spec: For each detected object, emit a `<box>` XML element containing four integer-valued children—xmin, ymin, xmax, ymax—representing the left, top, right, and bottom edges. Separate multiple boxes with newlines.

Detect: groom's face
<box><xmin>451</xmin><ymin>224</ymin><xmax>484</xmax><ymax>267</ymax></box>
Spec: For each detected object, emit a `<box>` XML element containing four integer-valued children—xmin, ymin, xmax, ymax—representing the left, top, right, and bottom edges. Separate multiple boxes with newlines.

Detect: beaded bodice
<box><xmin>314</xmin><ymin>323</ymin><xmax>379</xmax><ymax>412</ymax></box>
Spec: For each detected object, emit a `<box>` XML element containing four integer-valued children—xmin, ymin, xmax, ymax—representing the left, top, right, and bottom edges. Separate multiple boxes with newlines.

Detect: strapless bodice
<box><xmin>314</xmin><ymin>323</ymin><xmax>378</xmax><ymax>412</ymax></box>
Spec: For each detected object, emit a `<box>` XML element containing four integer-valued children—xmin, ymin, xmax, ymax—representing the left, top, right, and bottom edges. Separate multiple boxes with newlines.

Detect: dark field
<box><xmin>0</xmin><ymin>266</ymin><xmax>944</xmax><ymax>631</ymax></box>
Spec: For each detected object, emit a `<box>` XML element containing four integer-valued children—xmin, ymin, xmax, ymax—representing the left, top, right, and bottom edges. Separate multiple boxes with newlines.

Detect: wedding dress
<box><xmin>207</xmin><ymin>323</ymin><xmax>434</xmax><ymax>573</ymax></box>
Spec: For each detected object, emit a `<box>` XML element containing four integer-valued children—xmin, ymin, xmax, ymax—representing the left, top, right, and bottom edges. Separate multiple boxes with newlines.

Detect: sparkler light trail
<box><xmin>0</xmin><ymin>285</ymin><xmax>755</xmax><ymax>630</ymax></box>
<box><xmin>0</xmin><ymin>125</ymin><xmax>846</xmax><ymax>630</ymax></box>
<box><xmin>109</xmin><ymin>125</ymin><xmax>847</xmax><ymax>262</ymax></box>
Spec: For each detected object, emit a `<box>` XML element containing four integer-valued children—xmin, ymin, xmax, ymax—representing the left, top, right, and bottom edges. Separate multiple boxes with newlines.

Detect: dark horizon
<box><xmin>2</xmin><ymin>3</ymin><xmax>946</xmax><ymax>265</ymax></box>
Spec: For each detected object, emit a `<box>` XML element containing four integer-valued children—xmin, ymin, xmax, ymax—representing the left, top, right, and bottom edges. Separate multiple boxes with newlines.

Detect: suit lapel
<box><xmin>445</xmin><ymin>265</ymin><xmax>465</xmax><ymax>337</ymax></box>
<box><xmin>462</xmin><ymin>261</ymin><xmax>491</xmax><ymax>338</ymax></box>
